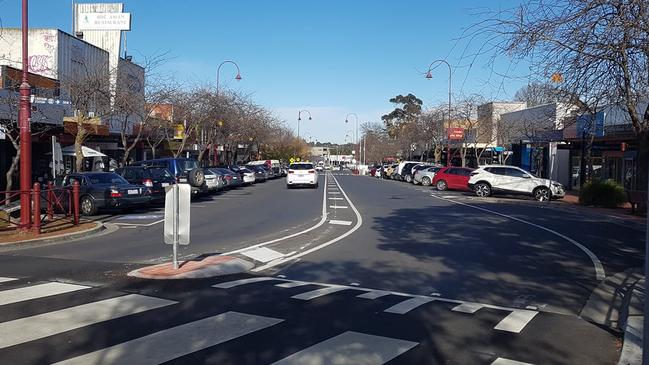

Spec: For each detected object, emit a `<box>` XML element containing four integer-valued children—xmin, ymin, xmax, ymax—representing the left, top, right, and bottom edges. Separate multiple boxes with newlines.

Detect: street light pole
<box><xmin>297</xmin><ymin>109</ymin><xmax>312</xmax><ymax>140</ymax></box>
<box><xmin>19</xmin><ymin>0</ymin><xmax>32</xmax><ymax>230</ymax></box>
<box><xmin>216</xmin><ymin>60</ymin><xmax>242</xmax><ymax>95</ymax></box>
<box><xmin>345</xmin><ymin>113</ymin><xmax>359</xmax><ymax>163</ymax></box>
<box><xmin>425</xmin><ymin>59</ymin><xmax>452</xmax><ymax>166</ymax></box>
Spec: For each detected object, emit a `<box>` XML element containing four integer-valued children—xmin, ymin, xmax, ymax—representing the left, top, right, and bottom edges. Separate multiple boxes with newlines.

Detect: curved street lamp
<box><xmin>297</xmin><ymin>109</ymin><xmax>312</xmax><ymax>140</ymax></box>
<box><xmin>216</xmin><ymin>60</ymin><xmax>242</xmax><ymax>95</ymax></box>
<box><xmin>425</xmin><ymin>59</ymin><xmax>452</xmax><ymax>166</ymax></box>
<box><xmin>345</xmin><ymin>113</ymin><xmax>359</xmax><ymax>163</ymax></box>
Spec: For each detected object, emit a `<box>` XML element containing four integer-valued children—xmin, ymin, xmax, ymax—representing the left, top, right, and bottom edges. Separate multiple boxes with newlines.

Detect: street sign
<box><xmin>446</xmin><ymin>128</ymin><xmax>465</xmax><ymax>141</ymax></box>
<box><xmin>164</xmin><ymin>184</ymin><xmax>191</xmax><ymax>269</ymax></box>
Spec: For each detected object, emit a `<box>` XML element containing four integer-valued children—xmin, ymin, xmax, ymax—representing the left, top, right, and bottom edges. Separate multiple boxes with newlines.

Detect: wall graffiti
<box><xmin>28</xmin><ymin>55</ymin><xmax>53</xmax><ymax>73</ymax></box>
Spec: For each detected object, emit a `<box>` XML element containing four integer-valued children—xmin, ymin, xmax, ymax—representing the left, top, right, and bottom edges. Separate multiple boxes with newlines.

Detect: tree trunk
<box><xmin>4</xmin><ymin>152</ymin><xmax>19</xmax><ymax>205</ymax></box>
<box><xmin>74</xmin><ymin>126</ymin><xmax>86</xmax><ymax>172</ymax></box>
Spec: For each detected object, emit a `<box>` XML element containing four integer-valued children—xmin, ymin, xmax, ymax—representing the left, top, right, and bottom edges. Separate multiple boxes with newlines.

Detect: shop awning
<box><xmin>60</xmin><ymin>145</ymin><xmax>107</xmax><ymax>158</ymax></box>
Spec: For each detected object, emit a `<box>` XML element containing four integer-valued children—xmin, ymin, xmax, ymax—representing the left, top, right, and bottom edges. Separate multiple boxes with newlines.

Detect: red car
<box><xmin>432</xmin><ymin>167</ymin><xmax>474</xmax><ymax>191</ymax></box>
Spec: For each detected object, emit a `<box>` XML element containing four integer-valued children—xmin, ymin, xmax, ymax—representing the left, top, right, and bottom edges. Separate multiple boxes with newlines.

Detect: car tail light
<box><xmin>288</xmin><ymin>170</ymin><xmax>294</xmax><ymax>174</ymax></box>
<box><xmin>110</xmin><ymin>189</ymin><xmax>122</xmax><ymax>198</ymax></box>
<box><xmin>308</xmin><ymin>170</ymin><xmax>315</xmax><ymax>174</ymax></box>
<box><xmin>226</xmin><ymin>175</ymin><xmax>232</xmax><ymax>181</ymax></box>
<box><xmin>142</xmin><ymin>178</ymin><xmax>153</xmax><ymax>187</ymax></box>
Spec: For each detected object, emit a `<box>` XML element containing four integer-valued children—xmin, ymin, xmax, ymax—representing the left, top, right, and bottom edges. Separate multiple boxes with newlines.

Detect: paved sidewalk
<box><xmin>618</xmin><ymin>278</ymin><xmax>644</xmax><ymax>365</ymax></box>
<box><xmin>0</xmin><ymin>221</ymin><xmax>104</xmax><ymax>246</ymax></box>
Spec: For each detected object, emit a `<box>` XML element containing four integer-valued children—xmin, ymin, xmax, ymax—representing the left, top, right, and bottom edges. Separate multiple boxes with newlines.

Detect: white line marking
<box><xmin>384</xmin><ymin>297</ymin><xmax>435</xmax><ymax>314</ymax></box>
<box><xmin>491</xmin><ymin>358</ymin><xmax>535</xmax><ymax>365</ymax></box>
<box><xmin>253</xmin><ymin>173</ymin><xmax>363</xmax><ymax>271</ymax></box>
<box><xmin>114</xmin><ymin>219</ymin><xmax>164</xmax><ymax>227</ymax></box>
<box><xmin>212</xmin><ymin>277</ymin><xmax>279</xmax><ymax>289</ymax></box>
<box><xmin>451</xmin><ymin>302</ymin><xmax>483</xmax><ymax>314</ymax></box>
<box><xmin>271</xmin><ymin>331</ymin><xmax>418</xmax><ymax>365</ymax></box>
<box><xmin>329</xmin><ymin>220</ymin><xmax>352</xmax><ymax>226</ymax></box>
<box><xmin>0</xmin><ymin>282</ymin><xmax>90</xmax><ymax>306</ymax></box>
<box><xmin>328</xmin><ymin>197</ymin><xmax>344</xmax><ymax>200</ymax></box>
<box><xmin>222</xmin><ymin>174</ymin><xmax>329</xmax><ymax>256</ymax></box>
<box><xmin>357</xmin><ymin>290</ymin><xmax>394</xmax><ymax>299</ymax></box>
<box><xmin>430</xmin><ymin>195</ymin><xmax>606</xmax><ymax>281</ymax></box>
<box><xmin>0</xmin><ymin>277</ymin><xmax>17</xmax><ymax>283</ymax></box>
<box><xmin>240</xmin><ymin>247</ymin><xmax>285</xmax><ymax>263</ymax></box>
<box><xmin>53</xmin><ymin>311</ymin><xmax>283</xmax><ymax>365</ymax></box>
<box><xmin>291</xmin><ymin>286</ymin><xmax>348</xmax><ymax>300</ymax></box>
<box><xmin>0</xmin><ymin>294</ymin><xmax>176</xmax><ymax>349</ymax></box>
<box><xmin>275</xmin><ymin>281</ymin><xmax>311</xmax><ymax>288</ymax></box>
<box><xmin>494</xmin><ymin>310</ymin><xmax>538</xmax><ymax>333</ymax></box>
<box><xmin>329</xmin><ymin>192</ymin><xmax>342</xmax><ymax>194</ymax></box>
<box><xmin>329</xmin><ymin>205</ymin><xmax>349</xmax><ymax>209</ymax></box>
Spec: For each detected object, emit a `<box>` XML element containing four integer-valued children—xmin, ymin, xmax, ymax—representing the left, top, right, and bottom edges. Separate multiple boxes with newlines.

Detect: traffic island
<box><xmin>0</xmin><ymin>221</ymin><xmax>104</xmax><ymax>246</ymax></box>
<box><xmin>127</xmin><ymin>255</ymin><xmax>254</xmax><ymax>280</ymax></box>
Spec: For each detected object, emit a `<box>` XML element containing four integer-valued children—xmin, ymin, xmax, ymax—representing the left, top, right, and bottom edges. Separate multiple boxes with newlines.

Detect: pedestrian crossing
<box><xmin>0</xmin><ymin>276</ymin><xmax>538</xmax><ymax>365</ymax></box>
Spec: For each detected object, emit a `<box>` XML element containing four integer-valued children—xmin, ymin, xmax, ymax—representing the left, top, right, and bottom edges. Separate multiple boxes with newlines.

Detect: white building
<box><xmin>499</xmin><ymin>102</ymin><xmax>578</xmax><ymax>143</ymax></box>
<box><xmin>477</xmin><ymin>101</ymin><xmax>527</xmax><ymax>146</ymax></box>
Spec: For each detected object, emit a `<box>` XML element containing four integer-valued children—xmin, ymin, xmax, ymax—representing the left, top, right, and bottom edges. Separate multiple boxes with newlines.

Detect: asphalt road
<box><xmin>0</xmin><ymin>172</ymin><xmax>643</xmax><ymax>365</ymax></box>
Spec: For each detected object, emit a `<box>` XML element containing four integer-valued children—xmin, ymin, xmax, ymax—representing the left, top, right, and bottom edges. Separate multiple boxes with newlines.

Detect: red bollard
<box><xmin>32</xmin><ymin>183</ymin><xmax>41</xmax><ymax>234</ymax></box>
<box><xmin>46</xmin><ymin>181</ymin><xmax>54</xmax><ymax>220</ymax></box>
<box><xmin>72</xmin><ymin>181</ymin><xmax>80</xmax><ymax>225</ymax></box>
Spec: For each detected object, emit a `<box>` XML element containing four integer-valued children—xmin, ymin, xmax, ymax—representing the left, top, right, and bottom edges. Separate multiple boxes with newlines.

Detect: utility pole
<box><xmin>19</xmin><ymin>0</ymin><xmax>32</xmax><ymax>230</ymax></box>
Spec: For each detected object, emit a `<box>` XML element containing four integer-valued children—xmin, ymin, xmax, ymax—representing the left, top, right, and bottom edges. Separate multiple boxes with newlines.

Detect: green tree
<box><xmin>381</xmin><ymin>94</ymin><xmax>423</xmax><ymax>138</ymax></box>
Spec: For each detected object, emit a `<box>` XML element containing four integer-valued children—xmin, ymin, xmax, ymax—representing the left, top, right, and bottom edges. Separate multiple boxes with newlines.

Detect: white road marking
<box><xmin>329</xmin><ymin>205</ymin><xmax>349</xmax><ymax>209</ymax></box>
<box><xmin>114</xmin><ymin>219</ymin><xmax>164</xmax><ymax>227</ymax></box>
<box><xmin>291</xmin><ymin>285</ymin><xmax>348</xmax><ymax>300</ymax></box>
<box><xmin>328</xmin><ymin>197</ymin><xmax>344</xmax><ymax>200</ymax></box>
<box><xmin>494</xmin><ymin>310</ymin><xmax>538</xmax><ymax>333</ymax></box>
<box><xmin>253</xmin><ymin>173</ymin><xmax>364</xmax><ymax>271</ymax></box>
<box><xmin>384</xmin><ymin>297</ymin><xmax>435</xmax><ymax>314</ymax></box>
<box><xmin>430</xmin><ymin>195</ymin><xmax>606</xmax><ymax>281</ymax></box>
<box><xmin>451</xmin><ymin>302</ymin><xmax>483</xmax><ymax>314</ymax></box>
<box><xmin>271</xmin><ymin>331</ymin><xmax>418</xmax><ymax>365</ymax></box>
<box><xmin>53</xmin><ymin>311</ymin><xmax>283</xmax><ymax>365</ymax></box>
<box><xmin>329</xmin><ymin>220</ymin><xmax>353</xmax><ymax>226</ymax></box>
<box><xmin>222</xmin><ymin>174</ymin><xmax>329</xmax><ymax>256</ymax></box>
<box><xmin>357</xmin><ymin>290</ymin><xmax>394</xmax><ymax>299</ymax></box>
<box><xmin>0</xmin><ymin>282</ymin><xmax>90</xmax><ymax>306</ymax></box>
<box><xmin>329</xmin><ymin>192</ymin><xmax>342</xmax><ymax>194</ymax></box>
<box><xmin>0</xmin><ymin>277</ymin><xmax>17</xmax><ymax>283</ymax></box>
<box><xmin>0</xmin><ymin>294</ymin><xmax>176</xmax><ymax>349</ymax></box>
<box><xmin>240</xmin><ymin>247</ymin><xmax>286</xmax><ymax>263</ymax></box>
<box><xmin>275</xmin><ymin>281</ymin><xmax>311</xmax><ymax>288</ymax></box>
<box><xmin>491</xmin><ymin>358</ymin><xmax>535</xmax><ymax>365</ymax></box>
<box><xmin>212</xmin><ymin>277</ymin><xmax>279</xmax><ymax>289</ymax></box>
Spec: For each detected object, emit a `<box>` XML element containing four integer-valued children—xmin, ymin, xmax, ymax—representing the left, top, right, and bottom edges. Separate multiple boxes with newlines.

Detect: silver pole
<box><xmin>644</xmin><ymin>156</ymin><xmax>649</xmax><ymax>364</ymax></box>
<box><xmin>173</xmin><ymin>184</ymin><xmax>179</xmax><ymax>269</ymax></box>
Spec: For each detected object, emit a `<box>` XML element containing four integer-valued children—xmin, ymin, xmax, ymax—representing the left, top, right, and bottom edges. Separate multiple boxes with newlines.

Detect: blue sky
<box><xmin>0</xmin><ymin>0</ymin><xmax>531</xmax><ymax>143</ymax></box>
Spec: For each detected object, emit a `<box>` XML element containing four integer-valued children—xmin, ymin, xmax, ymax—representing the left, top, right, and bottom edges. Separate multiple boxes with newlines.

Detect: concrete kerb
<box><xmin>0</xmin><ymin>221</ymin><xmax>105</xmax><ymax>248</ymax></box>
<box><xmin>128</xmin><ymin>255</ymin><xmax>254</xmax><ymax>280</ymax></box>
<box><xmin>617</xmin><ymin>278</ymin><xmax>644</xmax><ymax>365</ymax></box>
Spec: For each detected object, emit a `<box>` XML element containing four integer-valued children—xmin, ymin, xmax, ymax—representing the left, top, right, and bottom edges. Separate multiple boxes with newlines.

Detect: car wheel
<box><xmin>80</xmin><ymin>195</ymin><xmax>97</xmax><ymax>216</ymax></box>
<box><xmin>314</xmin><ymin>183</ymin><xmax>319</xmax><ymax>189</ymax></box>
<box><xmin>533</xmin><ymin>187</ymin><xmax>550</xmax><ymax>202</ymax></box>
<box><xmin>286</xmin><ymin>184</ymin><xmax>292</xmax><ymax>189</ymax></box>
<box><xmin>188</xmin><ymin>168</ymin><xmax>205</xmax><ymax>187</ymax></box>
<box><xmin>474</xmin><ymin>182</ymin><xmax>491</xmax><ymax>197</ymax></box>
<box><xmin>405</xmin><ymin>174</ymin><xmax>412</xmax><ymax>183</ymax></box>
<box><xmin>422</xmin><ymin>177</ymin><xmax>431</xmax><ymax>186</ymax></box>
<box><xmin>436</xmin><ymin>180</ymin><xmax>448</xmax><ymax>191</ymax></box>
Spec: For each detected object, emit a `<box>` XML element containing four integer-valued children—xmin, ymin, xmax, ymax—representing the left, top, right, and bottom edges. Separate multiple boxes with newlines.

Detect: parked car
<box><xmin>246</xmin><ymin>165</ymin><xmax>269</xmax><ymax>182</ymax></box>
<box><xmin>63</xmin><ymin>172</ymin><xmax>151</xmax><ymax>216</ymax></box>
<box><xmin>413</xmin><ymin>166</ymin><xmax>443</xmax><ymax>186</ymax></box>
<box><xmin>395</xmin><ymin>161</ymin><xmax>422</xmax><ymax>181</ymax></box>
<box><xmin>407</xmin><ymin>164</ymin><xmax>433</xmax><ymax>183</ymax></box>
<box><xmin>239</xmin><ymin>168</ymin><xmax>256</xmax><ymax>185</ymax></box>
<box><xmin>385</xmin><ymin>164</ymin><xmax>398</xmax><ymax>179</ymax></box>
<box><xmin>261</xmin><ymin>165</ymin><xmax>277</xmax><ymax>179</ymax></box>
<box><xmin>432</xmin><ymin>167</ymin><xmax>475</xmax><ymax>191</ymax></box>
<box><xmin>468</xmin><ymin>165</ymin><xmax>566</xmax><ymax>201</ymax></box>
<box><xmin>287</xmin><ymin>162</ymin><xmax>318</xmax><ymax>188</ymax></box>
<box><xmin>132</xmin><ymin>158</ymin><xmax>207</xmax><ymax>195</ymax></box>
<box><xmin>213</xmin><ymin>168</ymin><xmax>243</xmax><ymax>188</ymax></box>
<box><xmin>203</xmin><ymin>170</ymin><xmax>220</xmax><ymax>192</ymax></box>
<box><xmin>114</xmin><ymin>166</ymin><xmax>175</xmax><ymax>203</ymax></box>
<box><xmin>206</xmin><ymin>169</ymin><xmax>227</xmax><ymax>191</ymax></box>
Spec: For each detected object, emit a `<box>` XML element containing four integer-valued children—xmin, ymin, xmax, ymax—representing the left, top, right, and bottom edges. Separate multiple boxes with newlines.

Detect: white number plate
<box><xmin>161</xmin><ymin>183</ymin><xmax>170</xmax><ymax>187</ymax></box>
<box><xmin>128</xmin><ymin>189</ymin><xmax>138</xmax><ymax>195</ymax></box>
<box><xmin>179</xmin><ymin>178</ymin><xmax>188</xmax><ymax>183</ymax></box>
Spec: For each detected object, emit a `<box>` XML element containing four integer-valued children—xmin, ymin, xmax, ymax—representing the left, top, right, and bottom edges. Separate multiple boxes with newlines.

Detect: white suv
<box><xmin>287</xmin><ymin>163</ymin><xmax>319</xmax><ymax>189</ymax></box>
<box><xmin>468</xmin><ymin>165</ymin><xmax>565</xmax><ymax>201</ymax></box>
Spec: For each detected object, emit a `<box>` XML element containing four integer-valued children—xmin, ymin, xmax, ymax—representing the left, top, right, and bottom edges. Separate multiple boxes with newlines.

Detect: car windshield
<box><xmin>86</xmin><ymin>173</ymin><xmax>128</xmax><ymax>185</ymax></box>
<box><xmin>290</xmin><ymin>163</ymin><xmax>314</xmax><ymax>170</ymax></box>
<box><xmin>148</xmin><ymin>168</ymin><xmax>172</xmax><ymax>179</ymax></box>
<box><xmin>179</xmin><ymin>159</ymin><xmax>199</xmax><ymax>171</ymax></box>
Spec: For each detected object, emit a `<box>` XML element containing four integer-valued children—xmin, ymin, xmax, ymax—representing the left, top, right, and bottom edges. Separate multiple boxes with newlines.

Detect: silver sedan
<box><xmin>413</xmin><ymin>166</ymin><xmax>442</xmax><ymax>186</ymax></box>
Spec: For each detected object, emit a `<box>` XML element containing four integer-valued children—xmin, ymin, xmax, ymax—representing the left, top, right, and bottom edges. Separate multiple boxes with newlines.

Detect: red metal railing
<box><xmin>1</xmin><ymin>181</ymin><xmax>79</xmax><ymax>234</ymax></box>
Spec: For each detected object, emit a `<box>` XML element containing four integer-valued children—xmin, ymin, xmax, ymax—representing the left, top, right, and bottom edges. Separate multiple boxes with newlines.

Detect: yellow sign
<box><xmin>550</xmin><ymin>72</ymin><xmax>564</xmax><ymax>83</ymax></box>
<box><xmin>289</xmin><ymin>157</ymin><xmax>295</xmax><ymax>163</ymax></box>
<box><xmin>174</xmin><ymin>123</ymin><xmax>185</xmax><ymax>140</ymax></box>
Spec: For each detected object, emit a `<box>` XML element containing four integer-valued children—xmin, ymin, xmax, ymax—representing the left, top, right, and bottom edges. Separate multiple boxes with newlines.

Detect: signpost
<box><xmin>164</xmin><ymin>184</ymin><xmax>191</xmax><ymax>269</ymax></box>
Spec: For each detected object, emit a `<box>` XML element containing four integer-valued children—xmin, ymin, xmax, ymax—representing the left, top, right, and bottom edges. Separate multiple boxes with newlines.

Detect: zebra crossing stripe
<box><xmin>271</xmin><ymin>331</ymin><xmax>418</xmax><ymax>365</ymax></box>
<box><xmin>328</xmin><ymin>206</ymin><xmax>349</xmax><ymax>209</ymax></box>
<box><xmin>329</xmin><ymin>220</ymin><xmax>352</xmax><ymax>226</ymax></box>
<box><xmin>384</xmin><ymin>297</ymin><xmax>435</xmax><ymax>314</ymax></box>
<box><xmin>212</xmin><ymin>277</ymin><xmax>279</xmax><ymax>289</ymax></box>
<box><xmin>0</xmin><ymin>282</ymin><xmax>90</xmax><ymax>306</ymax></box>
<box><xmin>356</xmin><ymin>290</ymin><xmax>393</xmax><ymax>300</ymax></box>
<box><xmin>0</xmin><ymin>294</ymin><xmax>176</xmax><ymax>349</ymax></box>
<box><xmin>291</xmin><ymin>286</ymin><xmax>348</xmax><ymax>300</ymax></box>
<box><xmin>491</xmin><ymin>358</ymin><xmax>535</xmax><ymax>365</ymax></box>
<box><xmin>275</xmin><ymin>281</ymin><xmax>311</xmax><ymax>288</ymax></box>
<box><xmin>494</xmin><ymin>310</ymin><xmax>538</xmax><ymax>333</ymax></box>
<box><xmin>328</xmin><ymin>197</ymin><xmax>344</xmax><ymax>200</ymax></box>
<box><xmin>0</xmin><ymin>277</ymin><xmax>17</xmax><ymax>283</ymax></box>
<box><xmin>52</xmin><ymin>311</ymin><xmax>283</xmax><ymax>365</ymax></box>
<box><xmin>451</xmin><ymin>302</ymin><xmax>483</xmax><ymax>314</ymax></box>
